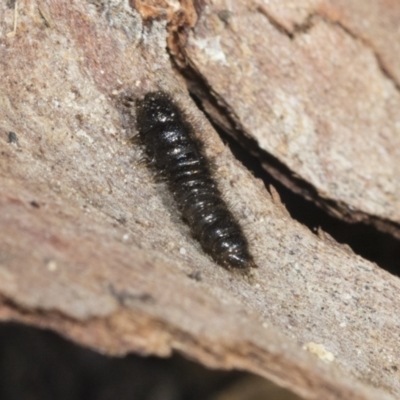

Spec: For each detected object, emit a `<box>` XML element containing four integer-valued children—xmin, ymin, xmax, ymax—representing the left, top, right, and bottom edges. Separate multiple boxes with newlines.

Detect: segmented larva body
<box><xmin>136</xmin><ymin>91</ymin><xmax>256</xmax><ymax>269</ymax></box>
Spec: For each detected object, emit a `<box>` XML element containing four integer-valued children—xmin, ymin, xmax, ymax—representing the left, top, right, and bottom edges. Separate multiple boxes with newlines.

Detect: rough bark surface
<box><xmin>183</xmin><ymin>0</ymin><xmax>400</xmax><ymax>237</ymax></box>
<box><xmin>0</xmin><ymin>1</ymin><xmax>399</xmax><ymax>399</ymax></box>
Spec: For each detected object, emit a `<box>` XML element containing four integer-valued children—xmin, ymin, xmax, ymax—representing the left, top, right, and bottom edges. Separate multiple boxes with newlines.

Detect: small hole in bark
<box><xmin>7</xmin><ymin>132</ymin><xmax>18</xmax><ymax>144</ymax></box>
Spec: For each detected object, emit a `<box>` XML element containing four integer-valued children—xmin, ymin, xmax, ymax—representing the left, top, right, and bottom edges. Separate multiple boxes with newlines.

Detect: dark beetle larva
<box><xmin>136</xmin><ymin>91</ymin><xmax>256</xmax><ymax>269</ymax></box>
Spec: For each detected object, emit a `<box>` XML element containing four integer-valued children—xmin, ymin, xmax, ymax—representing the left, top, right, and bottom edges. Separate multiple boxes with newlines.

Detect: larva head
<box><xmin>136</xmin><ymin>92</ymin><xmax>179</xmax><ymax>134</ymax></box>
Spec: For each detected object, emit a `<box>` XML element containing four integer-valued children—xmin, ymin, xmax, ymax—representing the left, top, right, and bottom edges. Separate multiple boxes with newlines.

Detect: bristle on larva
<box><xmin>135</xmin><ymin>91</ymin><xmax>256</xmax><ymax>269</ymax></box>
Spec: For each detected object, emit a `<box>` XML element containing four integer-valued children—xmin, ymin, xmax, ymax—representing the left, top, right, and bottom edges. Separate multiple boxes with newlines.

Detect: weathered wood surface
<box><xmin>0</xmin><ymin>1</ymin><xmax>399</xmax><ymax>399</ymax></box>
<box><xmin>182</xmin><ymin>0</ymin><xmax>400</xmax><ymax>237</ymax></box>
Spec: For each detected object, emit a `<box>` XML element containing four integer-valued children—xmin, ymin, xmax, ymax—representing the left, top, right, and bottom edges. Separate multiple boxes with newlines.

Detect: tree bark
<box><xmin>0</xmin><ymin>1</ymin><xmax>399</xmax><ymax>399</ymax></box>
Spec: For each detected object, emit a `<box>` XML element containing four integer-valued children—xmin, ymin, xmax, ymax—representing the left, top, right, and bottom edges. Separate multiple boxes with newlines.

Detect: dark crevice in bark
<box><xmin>166</xmin><ymin>8</ymin><xmax>400</xmax><ymax>276</ymax></box>
<box><xmin>209</xmin><ymin>114</ymin><xmax>400</xmax><ymax>277</ymax></box>
<box><xmin>174</xmin><ymin>59</ymin><xmax>400</xmax><ymax>276</ymax></box>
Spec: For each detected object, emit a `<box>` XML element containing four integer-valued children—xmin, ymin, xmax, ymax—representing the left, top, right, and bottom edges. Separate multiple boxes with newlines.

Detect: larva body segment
<box><xmin>136</xmin><ymin>91</ymin><xmax>256</xmax><ymax>269</ymax></box>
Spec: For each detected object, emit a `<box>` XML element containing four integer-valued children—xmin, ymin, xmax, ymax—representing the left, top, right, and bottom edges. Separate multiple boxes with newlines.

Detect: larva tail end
<box><xmin>220</xmin><ymin>252</ymin><xmax>257</xmax><ymax>270</ymax></box>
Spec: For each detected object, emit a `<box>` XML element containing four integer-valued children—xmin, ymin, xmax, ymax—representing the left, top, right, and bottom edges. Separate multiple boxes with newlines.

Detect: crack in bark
<box><xmin>324</xmin><ymin>19</ymin><xmax>400</xmax><ymax>92</ymax></box>
<box><xmin>0</xmin><ymin>294</ymin><xmax>89</xmax><ymax>324</ymax></box>
<box><xmin>255</xmin><ymin>7</ymin><xmax>400</xmax><ymax>92</ymax></box>
<box><xmin>174</xmin><ymin>52</ymin><xmax>400</xmax><ymax>244</ymax></box>
<box><xmin>254</xmin><ymin>5</ymin><xmax>296</xmax><ymax>38</ymax></box>
<box><xmin>165</xmin><ymin>5</ymin><xmax>400</xmax><ymax>268</ymax></box>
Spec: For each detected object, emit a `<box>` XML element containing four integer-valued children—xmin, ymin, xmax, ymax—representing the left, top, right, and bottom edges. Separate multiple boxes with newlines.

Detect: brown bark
<box><xmin>0</xmin><ymin>1</ymin><xmax>399</xmax><ymax>399</ymax></box>
<box><xmin>182</xmin><ymin>0</ymin><xmax>400</xmax><ymax>237</ymax></box>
